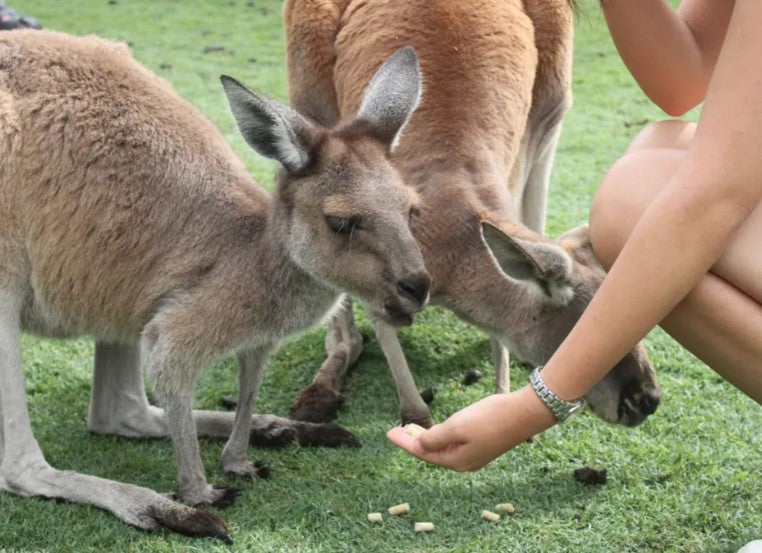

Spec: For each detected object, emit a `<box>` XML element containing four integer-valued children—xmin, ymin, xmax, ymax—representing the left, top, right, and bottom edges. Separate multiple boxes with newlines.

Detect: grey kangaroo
<box><xmin>0</xmin><ymin>30</ymin><xmax>428</xmax><ymax>542</ymax></box>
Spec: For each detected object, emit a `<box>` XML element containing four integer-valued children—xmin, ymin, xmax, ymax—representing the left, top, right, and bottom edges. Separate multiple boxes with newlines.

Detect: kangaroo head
<box><xmin>481</xmin><ymin>220</ymin><xmax>662</xmax><ymax>426</ymax></box>
<box><xmin>221</xmin><ymin>47</ymin><xmax>430</xmax><ymax>327</ymax></box>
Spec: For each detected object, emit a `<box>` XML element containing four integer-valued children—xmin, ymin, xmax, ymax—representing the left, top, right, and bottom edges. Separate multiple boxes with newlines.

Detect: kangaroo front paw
<box><xmin>289</xmin><ymin>384</ymin><xmax>345</xmax><ymax>423</ymax></box>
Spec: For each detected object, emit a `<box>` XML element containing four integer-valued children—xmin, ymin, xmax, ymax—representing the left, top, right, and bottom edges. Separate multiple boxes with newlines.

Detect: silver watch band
<box><xmin>529</xmin><ymin>366</ymin><xmax>584</xmax><ymax>423</ymax></box>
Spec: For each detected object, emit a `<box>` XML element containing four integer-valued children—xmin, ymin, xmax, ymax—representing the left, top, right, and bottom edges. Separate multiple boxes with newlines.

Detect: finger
<box><xmin>417</xmin><ymin>423</ymin><xmax>460</xmax><ymax>452</ymax></box>
<box><xmin>386</xmin><ymin>427</ymin><xmax>446</xmax><ymax>460</ymax></box>
<box><xmin>386</xmin><ymin>427</ymin><xmax>466</xmax><ymax>469</ymax></box>
<box><xmin>386</xmin><ymin>426</ymin><xmax>416</xmax><ymax>450</ymax></box>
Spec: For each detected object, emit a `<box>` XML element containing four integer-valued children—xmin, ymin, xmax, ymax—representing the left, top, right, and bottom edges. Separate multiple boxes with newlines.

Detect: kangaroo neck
<box><xmin>257</xmin><ymin>198</ymin><xmax>341</xmax><ymax>331</ymax></box>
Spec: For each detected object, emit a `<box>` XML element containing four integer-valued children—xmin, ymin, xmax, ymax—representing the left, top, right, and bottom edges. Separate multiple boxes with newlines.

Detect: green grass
<box><xmin>1</xmin><ymin>1</ymin><xmax>760</xmax><ymax>552</ymax></box>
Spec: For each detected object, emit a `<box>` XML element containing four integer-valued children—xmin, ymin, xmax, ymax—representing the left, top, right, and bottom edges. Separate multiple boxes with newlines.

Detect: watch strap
<box><xmin>529</xmin><ymin>366</ymin><xmax>585</xmax><ymax>423</ymax></box>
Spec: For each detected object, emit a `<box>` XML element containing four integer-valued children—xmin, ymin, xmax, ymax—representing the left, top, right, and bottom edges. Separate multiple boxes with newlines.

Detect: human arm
<box><xmin>388</xmin><ymin>0</ymin><xmax>762</xmax><ymax>470</ymax></box>
<box><xmin>601</xmin><ymin>0</ymin><xmax>733</xmax><ymax>116</ymax></box>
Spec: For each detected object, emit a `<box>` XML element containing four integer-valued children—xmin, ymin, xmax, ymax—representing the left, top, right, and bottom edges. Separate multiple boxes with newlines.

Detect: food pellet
<box><xmin>481</xmin><ymin>510</ymin><xmax>500</xmax><ymax>522</ymax></box>
<box><xmin>496</xmin><ymin>503</ymin><xmax>515</xmax><ymax>514</ymax></box>
<box><xmin>388</xmin><ymin>502</ymin><xmax>411</xmax><ymax>516</ymax></box>
<box><xmin>367</xmin><ymin>512</ymin><xmax>383</xmax><ymax>523</ymax></box>
<box><xmin>414</xmin><ymin>522</ymin><xmax>435</xmax><ymax>532</ymax></box>
<box><xmin>404</xmin><ymin>424</ymin><xmax>426</xmax><ymax>437</ymax></box>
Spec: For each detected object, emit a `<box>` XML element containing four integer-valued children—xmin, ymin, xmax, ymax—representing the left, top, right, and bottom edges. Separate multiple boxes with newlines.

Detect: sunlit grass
<box><xmin>1</xmin><ymin>1</ymin><xmax>759</xmax><ymax>552</ymax></box>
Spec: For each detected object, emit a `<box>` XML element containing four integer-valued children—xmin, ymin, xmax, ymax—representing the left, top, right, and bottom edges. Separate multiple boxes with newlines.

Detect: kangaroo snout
<box><xmin>617</xmin><ymin>382</ymin><xmax>662</xmax><ymax>427</ymax></box>
<box><xmin>381</xmin><ymin>270</ymin><xmax>431</xmax><ymax>327</ymax></box>
<box><xmin>396</xmin><ymin>272</ymin><xmax>431</xmax><ymax>308</ymax></box>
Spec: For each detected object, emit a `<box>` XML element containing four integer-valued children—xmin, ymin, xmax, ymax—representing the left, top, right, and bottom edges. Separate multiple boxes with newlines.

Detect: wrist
<box><xmin>528</xmin><ymin>367</ymin><xmax>585</xmax><ymax>423</ymax></box>
<box><xmin>516</xmin><ymin>385</ymin><xmax>557</xmax><ymax>431</ymax></box>
<box><xmin>539</xmin><ymin>362</ymin><xmax>586</xmax><ymax>402</ymax></box>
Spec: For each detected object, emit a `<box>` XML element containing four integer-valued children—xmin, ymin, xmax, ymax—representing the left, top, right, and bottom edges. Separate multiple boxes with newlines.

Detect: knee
<box><xmin>626</xmin><ymin>119</ymin><xmax>696</xmax><ymax>153</ymax></box>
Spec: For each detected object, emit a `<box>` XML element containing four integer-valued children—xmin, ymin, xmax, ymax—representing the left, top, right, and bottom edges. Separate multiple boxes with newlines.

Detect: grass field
<box><xmin>1</xmin><ymin>1</ymin><xmax>760</xmax><ymax>552</ymax></box>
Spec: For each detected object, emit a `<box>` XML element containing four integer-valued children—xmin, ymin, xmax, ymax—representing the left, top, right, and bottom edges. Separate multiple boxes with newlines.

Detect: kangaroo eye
<box><xmin>325</xmin><ymin>215</ymin><xmax>360</xmax><ymax>235</ymax></box>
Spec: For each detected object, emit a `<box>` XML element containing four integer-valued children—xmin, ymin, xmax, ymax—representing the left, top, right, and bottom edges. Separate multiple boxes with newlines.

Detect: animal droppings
<box><xmin>481</xmin><ymin>510</ymin><xmax>500</xmax><ymax>522</ymax></box>
<box><xmin>388</xmin><ymin>503</ymin><xmax>410</xmax><ymax>516</ymax></box>
<box><xmin>462</xmin><ymin>369</ymin><xmax>483</xmax><ymax>385</ymax></box>
<box><xmin>404</xmin><ymin>424</ymin><xmax>426</xmax><ymax>437</ymax></box>
<box><xmin>573</xmin><ymin>466</ymin><xmax>608</xmax><ymax>485</ymax></box>
<box><xmin>367</xmin><ymin>512</ymin><xmax>383</xmax><ymax>522</ymax></box>
<box><xmin>420</xmin><ymin>388</ymin><xmax>435</xmax><ymax>404</ymax></box>
<box><xmin>414</xmin><ymin>522</ymin><xmax>435</xmax><ymax>532</ymax></box>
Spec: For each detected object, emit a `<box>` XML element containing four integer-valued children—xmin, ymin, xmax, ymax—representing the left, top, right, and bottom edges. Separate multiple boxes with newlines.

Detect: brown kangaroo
<box><xmin>284</xmin><ymin>0</ymin><xmax>662</xmax><ymax>428</ymax></box>
<box><xmin>0</xmin><ymin>30</ymin><xmax>428</xmax><ymax>541</ymax></box>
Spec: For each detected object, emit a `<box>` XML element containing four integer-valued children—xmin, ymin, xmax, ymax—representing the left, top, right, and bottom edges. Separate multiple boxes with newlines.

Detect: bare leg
<box><xmin>491</xmin><ymin>336</ymin><xmax>510</xmax><ymax>394</ymax></box>
<box><xmin>372</xmin><ymin>319</ymin><xmax>433</xmax><ymax>427</ymax></box>
<box><xmin>590</xmin><ymin>120</ymin><xmax>762</xmax><ymax>403</ymax></box>
<box><xmin>89</xmin><ymin>341</ymin><xmax>358</xmax><ymax>447</ymax></box>
<box><xmin>221</xmin><ymin>346</ymin><xmax>274</xmax><ymax>478</ymax></box>
<box><xmin>290</xmin><ymin>299</ymin><xmax>364</xmax><ymax>422</ymax></box>
<box><xmin>662</xmin><ymin>273</ymin><xmax>762</xmax><ymax>402</ymax></box>
<box><xmin>0</xmin><ymin>294</ymin><xmax>230</xmax><ymax>541</ymax></box>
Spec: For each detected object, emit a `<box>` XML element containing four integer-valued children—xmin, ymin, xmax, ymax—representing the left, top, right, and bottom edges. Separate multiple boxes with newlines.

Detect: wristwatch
<box><xmin>529</xmin><ymin>366</ymin><xmax>585</xmax><ymax>422</ymax></box>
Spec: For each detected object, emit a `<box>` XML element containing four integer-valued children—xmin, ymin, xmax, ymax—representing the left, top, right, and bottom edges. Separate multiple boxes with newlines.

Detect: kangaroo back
<box><xmin>0</xmin><ymin>30</ymin><xmax>267</xmax><ymax>338</ymax></box>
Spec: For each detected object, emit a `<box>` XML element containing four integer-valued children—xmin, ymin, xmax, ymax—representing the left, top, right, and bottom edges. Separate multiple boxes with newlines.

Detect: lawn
<box><xmin>1</xmin><ymin>1</ymin><xmax>760</xmax><ymax>552</ymax></box>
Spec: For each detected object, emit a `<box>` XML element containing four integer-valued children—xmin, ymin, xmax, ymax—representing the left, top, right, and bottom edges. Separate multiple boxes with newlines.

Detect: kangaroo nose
<box><xmin>638</xmin><ymin>390</ymin><xmax>661</xmax><ymax>416</ymax></box>
<box><xmin>396</xmin><ymin>272</ymin><xmax>431</xmax><ymax>307</ymax></box>
<box><xmin>618</xmin><ymin>386</ymin><xmax>662</xmax><ymax>426</ymax></box>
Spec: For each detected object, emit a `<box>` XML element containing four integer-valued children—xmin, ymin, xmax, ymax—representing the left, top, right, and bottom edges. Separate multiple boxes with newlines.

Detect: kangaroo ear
<box><xmin>559</xmin><ymin>224</ymin><xmax>592</xmax><ymax>251</ymax></box>
<box><xmin>559</xmin><ymin>224</ymin><xmax>602</xmax><ymax>268</ymax></box>
<box><xmin>221</xmin><ymin>75</ymin><xmax>318</xmax><ymax>174</ymax></box>
<box><xmin>481</xmin><ymin>221</ymin><xmax>575</xmax><ymax>306</ymax></box>
<box><xmin>356</xmin><ymin>46</ymin><xmax>422</xmax><ymax>150</ymax></box>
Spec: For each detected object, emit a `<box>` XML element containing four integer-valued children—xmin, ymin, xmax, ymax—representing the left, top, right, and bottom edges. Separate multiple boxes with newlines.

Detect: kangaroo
<box><xmin>284</xmin><ymin>0</ymin><xmax>662</xmax><ymax>428</ymax></box>
<box><xmin>0</xmin><ymin>30</ymin><xmax>427</xmax><ymax>541</ymax></box>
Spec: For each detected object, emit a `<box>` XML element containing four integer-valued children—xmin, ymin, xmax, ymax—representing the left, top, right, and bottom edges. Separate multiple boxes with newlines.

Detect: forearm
<box><xmin>601</xmin><ymin>0</ymin><xmax>724</xmax><ymax>116</ymax></box>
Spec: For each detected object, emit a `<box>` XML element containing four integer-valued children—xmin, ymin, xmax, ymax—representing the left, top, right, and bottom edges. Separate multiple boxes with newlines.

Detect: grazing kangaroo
<box><xmin>0</xmin><ymin>30</ymin><xmax>428</xmax><ymax>541</ymax></box>
<box><xmin>284</xmin><ymin>0</ymin><xmax>662</xmax><ymax>428</ymax></box>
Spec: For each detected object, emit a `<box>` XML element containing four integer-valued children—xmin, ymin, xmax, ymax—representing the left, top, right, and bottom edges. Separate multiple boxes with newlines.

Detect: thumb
<box><xmin>418</xmin><ymin>422</ymin><xmax>463</xmax><ymax>452</ymax></box>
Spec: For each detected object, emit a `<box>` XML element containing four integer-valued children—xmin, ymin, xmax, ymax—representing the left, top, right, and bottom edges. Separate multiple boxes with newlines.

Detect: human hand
<box><xmin>386</xmin><ymin>386</ymin><xmax>557</xmax><ymax>471</ymax></box>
